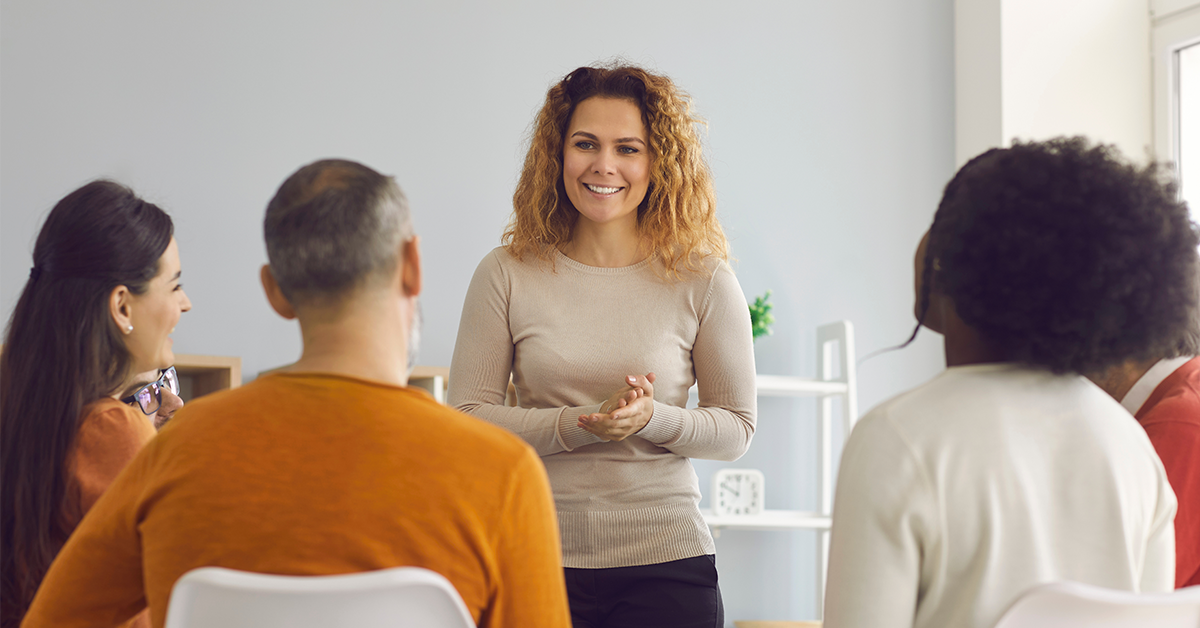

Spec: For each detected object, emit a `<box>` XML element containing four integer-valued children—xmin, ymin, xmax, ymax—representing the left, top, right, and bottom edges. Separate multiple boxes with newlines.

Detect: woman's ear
<box><xmin>260</xmin><ymin>265</ymin><xmax>297</xmax><ymax>320</ymax></box>
<box><xmin>914</xmin><ymin>229</ymin><xmax>943</xmax><ymax>332</ymax></box>
<box><xmin>109</xmin><ymin>285</ymin><xmax>134</xmax><ymax>335</ymax></box>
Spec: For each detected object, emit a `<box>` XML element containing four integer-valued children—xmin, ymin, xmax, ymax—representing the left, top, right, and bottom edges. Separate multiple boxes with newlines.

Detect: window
<box><xmin>1180</xmin><ymin>41</ymin><xmax>1199</xmax><ymax>208</ymax></box>
<box><xmin>1153</xmin><ymin>1</ymin><xmax>1200</xmax><ymax>212</ymax></box>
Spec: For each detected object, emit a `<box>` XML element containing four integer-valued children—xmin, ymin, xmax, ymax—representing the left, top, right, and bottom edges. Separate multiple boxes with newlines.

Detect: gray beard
<box><xmin>406</xmin><ymin>299</ymin><xmax>422</xmax><ymax>376</ymax></box>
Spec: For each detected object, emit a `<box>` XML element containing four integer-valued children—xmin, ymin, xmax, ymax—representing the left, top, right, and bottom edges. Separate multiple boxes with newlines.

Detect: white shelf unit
<box><xmin>702</xmin><ymin>320</ymin><xmax>858</xmax><ymax>618</ymax></box>
<box><xmin>409</xmin><ymin>366</ymin><xmax>450</xmax><ymax>403</ymax></box>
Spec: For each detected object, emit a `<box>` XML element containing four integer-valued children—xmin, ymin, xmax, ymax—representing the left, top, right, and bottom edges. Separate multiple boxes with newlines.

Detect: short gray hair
<box><xmin>264</xmin><ymin>159</ymin><xmax>412</xmax><ymax>304</ymax></box>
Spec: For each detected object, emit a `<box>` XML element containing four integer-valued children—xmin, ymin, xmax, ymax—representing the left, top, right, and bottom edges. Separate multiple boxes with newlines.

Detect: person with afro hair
<box><xmin>823</xmin><ymin>137</ymin><xmax>1196</xmax><ymax>628</ymax></box>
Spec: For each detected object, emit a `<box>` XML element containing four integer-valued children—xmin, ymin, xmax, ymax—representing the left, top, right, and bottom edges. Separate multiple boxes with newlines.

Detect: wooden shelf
<box><xmin>174</xmin><ymin>353</ymin><xmax>241</xmax><ymax>401</ymax></box>
<box><xmin>0</xmin><ymin>345</ymin><xmax>241</xmax><ymax>403</ymax></box>
<box><xmin>703</xmin><ymin>509</ymin><xmax>832</xmax><ymax>532</ymax></box>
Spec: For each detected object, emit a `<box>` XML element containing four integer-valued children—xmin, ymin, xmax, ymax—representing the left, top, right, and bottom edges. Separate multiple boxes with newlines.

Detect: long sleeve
<box><xmin>448</xmin><ymin>250</ymin><xmax>604</xmax><ymax>455</ymax></box>
<box><xmin>449</xmin><ymin>247</ymin><xmax>750</xmax><ymax>568</ymax></box>
<box><xmin>1139</xmin><ymin>462</ymin><xmax>1178</xmax><ymax>593</ymax></box>
<box><xmin>24</xmin><ymin>375</ymin><xmax>578</xmax><ymax>627</ymax></box>
<box><xmin>1141</xmin><ymin>418</ymin><xmax>1194</xmax><ymax>588</ymax></box>
<box><xmin>823</xmin><ymin>411</ymin><xmax>932</xmax><ymax>628</ymax></box>
<box><xmin>1132</xmin><ymin>360</ymin><xmax>1200</xmax><ymax>588</ymax></box>
<box><xmin>23</xmin><ymin>443</ymin><xmax>154</xmax><ymax>628</ymax></box>
<box><xmin>62</xmin><ymin>401</ymin><xmax>156</xmax><ymax>527</ymax></box>
<box><xmin>488</xmin><ymin>446</ymin><xmax>572</xmax><ymax>627</ymax></box>
<box><xmin>636</xmin><ymin>262</ymin><xmax>756</xmax><ymax>461</ymax></box>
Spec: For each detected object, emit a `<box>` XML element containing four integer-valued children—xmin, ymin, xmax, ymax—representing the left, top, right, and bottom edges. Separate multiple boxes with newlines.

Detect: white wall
<box><xmin>0</xmin><ymin>0</ymin><xmax>953</xmax><ymax>622</ymax></box>
<box><xmin>955</xmin><ymin>0</ymin><xmax>1153</xmax><ymax>166</ymax></box>
<box><xmin>955</xmin><ymin>0</ymin><xmax>1004</xmax><ymax>169</ymax></box>
<box><xmin>1153</xmin><ymin>0</ymin><xmax>1200</xmax><ymax>19</ymax></box>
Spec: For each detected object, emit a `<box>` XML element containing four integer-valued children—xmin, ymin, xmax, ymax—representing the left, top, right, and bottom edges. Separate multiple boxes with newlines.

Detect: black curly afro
<box><xmin>918</xmin><ymin>137</ymin><xmax>1199</xmax><ymax>374</ymax></box>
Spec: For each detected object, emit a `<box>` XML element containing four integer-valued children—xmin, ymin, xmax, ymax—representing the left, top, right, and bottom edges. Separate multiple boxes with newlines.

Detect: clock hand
<box><xmin>720</xmin><ymin>482</ymin><xmax>740</xmax><ymax>498</ymax></box>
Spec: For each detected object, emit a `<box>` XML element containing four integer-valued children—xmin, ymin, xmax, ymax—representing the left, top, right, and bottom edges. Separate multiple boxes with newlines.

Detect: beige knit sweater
<box><xmin>448</xmin><ymin>247</ymin><xmax>757</xmax><ymax>569</ymax></box>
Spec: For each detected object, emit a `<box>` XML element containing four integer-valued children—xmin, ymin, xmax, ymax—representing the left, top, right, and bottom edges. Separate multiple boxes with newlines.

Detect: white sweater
<box><xmin>823</xmin><ymin>364</ymin><xmax>1176</xmax><ymax>628</ymax></box>
<box><xmin>448</xmin><ymin>247</ymin><xmax>757</xmax><ymax>568</ymax></box>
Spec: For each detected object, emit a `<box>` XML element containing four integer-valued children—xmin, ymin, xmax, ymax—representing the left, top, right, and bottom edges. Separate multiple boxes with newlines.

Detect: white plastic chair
<box><xmin>163</xmin><ymin>566</ymin><xmax>476</xmax><ymax>628</ymax></box>
<box><xmin>992</xmin><ymin>581</ymin><xmax>1200</xmax><ymax>628</ymax></box>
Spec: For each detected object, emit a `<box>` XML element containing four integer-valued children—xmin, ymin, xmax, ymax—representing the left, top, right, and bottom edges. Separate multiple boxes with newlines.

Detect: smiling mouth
<box><xmin>584</xmin><ymin>183</ymin><xmax>622</xmax><ymax>195</ymax></box>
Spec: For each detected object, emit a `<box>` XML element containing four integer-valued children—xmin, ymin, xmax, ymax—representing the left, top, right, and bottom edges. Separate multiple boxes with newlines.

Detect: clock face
<box><xmin>713</xmin><ymin>469</ymin><xmax>764</xmax><ymax>516</ymax></box>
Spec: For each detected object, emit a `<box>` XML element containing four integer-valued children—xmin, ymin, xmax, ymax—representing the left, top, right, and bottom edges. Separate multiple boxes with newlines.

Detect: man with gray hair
<box><xmin>22</xmin><ymin>159</ymin><xmax>572</xmax><ymax>628</ymax></box>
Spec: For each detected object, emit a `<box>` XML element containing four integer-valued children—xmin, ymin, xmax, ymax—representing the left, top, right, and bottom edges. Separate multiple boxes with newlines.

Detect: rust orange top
<box><xmin>59</xmin><ymin>398</ymin><xmax>156</xmax><ymax>539</ymax></box>
<box><xmin>23</xmin><ymin>373</ymin><xmax>569</xmax><ymax>628</ymax></box>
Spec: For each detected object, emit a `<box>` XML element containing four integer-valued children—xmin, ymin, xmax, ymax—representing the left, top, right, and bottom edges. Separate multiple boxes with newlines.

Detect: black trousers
<box><xmin>564</xmin><ymin>555</ymin><xmax>724</xmax><ymax>628</ymax></box>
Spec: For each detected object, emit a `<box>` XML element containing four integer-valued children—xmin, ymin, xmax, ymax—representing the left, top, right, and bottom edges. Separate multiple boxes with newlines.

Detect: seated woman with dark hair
<box><xmin>824</xmin><ymin>138</ymin><xmax>1195</xmax><ymax>628</ymax></box>
<box><xmin>0</xmin><ymin>181</ymin><xmax>191</xmax><ymax>628</ymax></box>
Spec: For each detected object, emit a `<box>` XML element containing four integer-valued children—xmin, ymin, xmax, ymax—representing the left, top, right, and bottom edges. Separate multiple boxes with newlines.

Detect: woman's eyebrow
<box><xmin>570</xmin><ymin>131</ymin><xmax>647</xmax><ymax>146</ymax></box>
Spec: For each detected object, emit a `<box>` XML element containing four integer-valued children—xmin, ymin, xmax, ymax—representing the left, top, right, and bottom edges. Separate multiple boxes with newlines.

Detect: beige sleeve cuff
<box><xmin>556</xmin><ymin>405</ymin><xmax>605</xmax><ymax>451</ymax></box>
<box><xmin>636</xmin><ymin>401</ymin><xmax>685</xmax><ymax>445</ymax></box>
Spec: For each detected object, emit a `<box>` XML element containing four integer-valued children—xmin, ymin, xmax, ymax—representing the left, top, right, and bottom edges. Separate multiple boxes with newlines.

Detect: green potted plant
<box><xmin>748</xmin><ymin>290</ymin><xmax>774</xmax><ymax>342</ymax></box>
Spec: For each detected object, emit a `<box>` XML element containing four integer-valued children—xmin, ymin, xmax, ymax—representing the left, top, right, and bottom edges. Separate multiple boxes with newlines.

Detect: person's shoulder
<box><xmin>672</xmin><ymin>253</ymin><xmax>728</xmax><ymax>280</ymax></box>
<box><xmin>161</xmin><ymin>373</ymin><xmax>347</xmax><ymax>432</ymax></box>
<box><xmin>482</xmin><ymin>245</ymin><xmax>538</xmax><ymax>271</ymax></box>
<box><xmin>169</xmin><ymin>375</ymin><xmax>272</xmax><ymax>415</ymax></box>
<box><xmin>471</xmin><ymin>245</ymin><xmax>546</xmax><ymax>284</ymax></box>
<box><xmin>857</xmin><ymin>367</ymin><xmax>970</xmax><ymax>424</ymax></box>
<box><xmin>79</xmin><ymin>397</ymin><xmax>152</xmax><ymax>434</ymax></box>
<box><xmin>852</xmin><ymin>365</ymin><xmax>1049</xmax><ymax>442</ymax></box>
<box><xmin>395</xmin><ymin>390</ymin><xmax>543</xmax><ymax>479</ymax></box>
<box><xmin>420</xmin><ymin>397</ymin><xmax>538</xmax><ymax>460</ymax></box>
<box><xmin>329</xmin><ymin>375</ymin><xmax>535</xmax><ymax>460</ymax></box>
<box><xmin>1140</xmin><ymin>361</ymin><xmax>1200</xmax><ymax>427</ymax></box>
<box><xmin>74</xmin><ymin>397</ymin><xmax>156</xmax><ymax>458</ymax></box>
<box><xmin>81</xmin><ymin>396</ymin><xmax>141</xmax><ymax>422</ymax></box>
<box><xmin>851</xmin><ymin>381</ymin><xmax>927</xmax><ymax>446</ymax></box>
<box><xmin>659</xmin><ymin>253</ymin><xmax>735</xmax><ymax>297</ymax></box>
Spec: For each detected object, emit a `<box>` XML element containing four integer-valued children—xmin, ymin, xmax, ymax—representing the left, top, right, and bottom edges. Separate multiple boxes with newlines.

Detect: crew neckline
<box><xmin>553</xmin><ymin>247</ymin><xmax>655</xmax><ymax>275</ymax></box>
<box><xmin>261</xmin><ymin>370</ymin><xmax>425</xmax><ymax>393</ymax></box>
<box><xmin>942</xmin><ymin>362</ymin><xmax>1021</xmax><ymax>374</ymax></box>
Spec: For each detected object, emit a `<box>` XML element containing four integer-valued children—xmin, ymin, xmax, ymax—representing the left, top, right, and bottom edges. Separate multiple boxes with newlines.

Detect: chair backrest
<box><xmin>992</xmin><ymin>581</ymin><xmax>1200</xmax><ymax>628</ymax></box>
<box><xmin>163</xmin><ymin>566</ymin><xmax>475</xmax><ymax>628</ymax></box>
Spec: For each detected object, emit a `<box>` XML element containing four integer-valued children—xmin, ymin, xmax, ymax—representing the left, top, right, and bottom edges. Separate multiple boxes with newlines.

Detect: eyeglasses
<box><xmin>122</xmin><ymin>366</ymin><xmax>179</xmax><ymax>416</ymax></box>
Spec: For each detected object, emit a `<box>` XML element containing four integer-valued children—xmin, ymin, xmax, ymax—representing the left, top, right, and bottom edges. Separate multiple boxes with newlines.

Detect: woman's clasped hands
<box><xmin>579</xmin><ymin>373</ymin><xmax>656</xmax><ymax>442</ymax></box>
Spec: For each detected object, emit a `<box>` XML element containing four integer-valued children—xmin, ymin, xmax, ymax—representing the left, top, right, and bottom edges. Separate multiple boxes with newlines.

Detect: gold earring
<box><xmin>932</xmin><ymin>258</ymin><xmax>943</xmax><ymax>271</ymax></box>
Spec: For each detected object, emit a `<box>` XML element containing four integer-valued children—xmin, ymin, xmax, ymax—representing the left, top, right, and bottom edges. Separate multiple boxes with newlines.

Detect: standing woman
<box><xmin>449</xmin><ymin>64</ymin><xmax>756</xmax><ymax>628</ymax></box>
<box><xmin>0</xmin><ymin>181</ymin><xmax>191</xmax><ymax>627</ymax></box>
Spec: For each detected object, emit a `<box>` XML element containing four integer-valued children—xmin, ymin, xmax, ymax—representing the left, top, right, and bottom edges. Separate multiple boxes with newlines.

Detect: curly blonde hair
<box><xmin>503</xmin><ymin>63</ymin><xmax>728</xmax><ymax>277</ymax></box>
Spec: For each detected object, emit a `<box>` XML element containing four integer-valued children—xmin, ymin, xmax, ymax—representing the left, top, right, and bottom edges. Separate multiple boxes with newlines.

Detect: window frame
<box><xmin>1152</xmin><ymin>1</ymin><xmax>1200</xmax><ymax>186</ymax></box>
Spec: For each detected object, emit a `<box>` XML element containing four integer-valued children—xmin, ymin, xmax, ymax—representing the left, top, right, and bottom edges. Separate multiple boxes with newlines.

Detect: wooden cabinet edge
<box><xmin>173</xmin><ymin>353</ymin><xmax>242</xmax><ymax>400</ymax></box>
<box><xmin>0</xmin><ymin>346</ymin><xmax>242</xmax><ymax>402</ymax></box>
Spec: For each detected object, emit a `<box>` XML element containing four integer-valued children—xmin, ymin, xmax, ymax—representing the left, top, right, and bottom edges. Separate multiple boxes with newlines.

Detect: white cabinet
<box><xmin>408</xmin><ymin>365</ymin><xmax>450</xmax><ymax>403</ymax></box>
<box><xmin>701</xmin><ymin>320</ymin><xmax>858</xmax><ymax>617</ymax></box>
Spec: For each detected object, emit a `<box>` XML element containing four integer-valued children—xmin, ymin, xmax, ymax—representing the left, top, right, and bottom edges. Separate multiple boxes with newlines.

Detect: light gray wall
<box><xmin>0</xmin><ymin>0</ymin><xmax>952</xmax><ymax>621</ymax></box>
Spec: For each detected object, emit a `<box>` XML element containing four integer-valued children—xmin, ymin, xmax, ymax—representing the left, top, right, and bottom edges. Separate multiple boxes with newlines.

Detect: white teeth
<box><xmin>585</xmin><ymin>183</ymin><xmax>621</xmax><ymax>194</ymax></box>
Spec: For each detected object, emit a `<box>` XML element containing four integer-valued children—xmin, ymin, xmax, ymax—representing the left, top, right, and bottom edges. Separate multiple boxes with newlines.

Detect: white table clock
<box><xmin>712</xmin><ymin>468</ymin><xmax>765</xmax><ymax>516</ymax></box>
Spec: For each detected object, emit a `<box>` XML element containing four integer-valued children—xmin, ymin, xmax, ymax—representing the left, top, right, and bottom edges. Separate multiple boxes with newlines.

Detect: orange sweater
<box><xmin>22</xmin><ymin>373</ymin><xmax>570</xmax><ymax>628</ymax></box>
<box><xmin>59</xmin><ymin>398</ymin><xmax>156</xmax><ymax>540</ymax></box>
